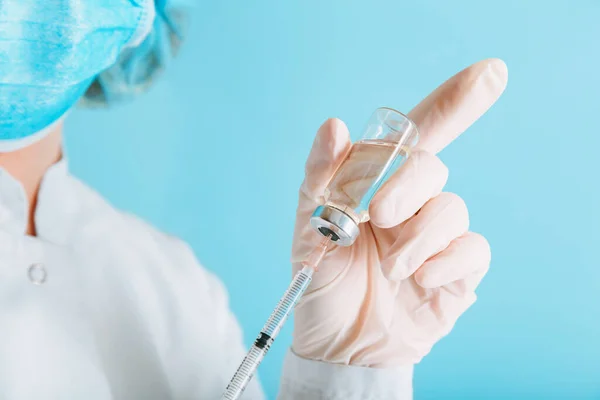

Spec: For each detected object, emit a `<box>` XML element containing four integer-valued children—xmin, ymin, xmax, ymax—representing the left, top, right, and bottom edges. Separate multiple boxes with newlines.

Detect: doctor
<box><xmin>0</xmin><ymin>0</ymin><xmax>508</xmax><ymax>398</ymax></box>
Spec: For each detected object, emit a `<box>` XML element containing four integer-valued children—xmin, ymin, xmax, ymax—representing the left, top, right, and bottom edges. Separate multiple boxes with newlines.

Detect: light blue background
<box><xmin>66</xmin><ymin>1</ymin><xmax>600</xmax><ymax>398</ymax></box>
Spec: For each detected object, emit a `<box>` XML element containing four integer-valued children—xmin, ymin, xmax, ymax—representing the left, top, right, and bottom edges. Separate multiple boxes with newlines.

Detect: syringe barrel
<box><xmin>311</xmin><ymin>108</ymin><xmax>419</xmax><ymax>246</ymax></box>
<box><xmin>222</xmin><ymin>345</ymin><xmax>266</xmax><ymax>400</ymax></box>
<box><xmin>222</xmin><ymin>267</ymin><xmax>314</xmax><ymax>400</ymax></box>
<box><xmin>261</xmin><ymin>266</ymin><xmax>313</xmax><ymax>338</ymax></box>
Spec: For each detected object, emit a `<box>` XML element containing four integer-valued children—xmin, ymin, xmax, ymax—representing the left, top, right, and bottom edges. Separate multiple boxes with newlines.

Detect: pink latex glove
<box><xmin>292</xmin><ymin>59</ymin><xmax>508</xmax><ymax>367</ymax></box>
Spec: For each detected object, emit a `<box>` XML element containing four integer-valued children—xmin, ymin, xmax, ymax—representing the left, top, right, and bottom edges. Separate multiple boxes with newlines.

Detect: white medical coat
<box><xmin>0</xmin><ymin>160</ymin><xmax>413</xmax><ymax>399</ymax></box>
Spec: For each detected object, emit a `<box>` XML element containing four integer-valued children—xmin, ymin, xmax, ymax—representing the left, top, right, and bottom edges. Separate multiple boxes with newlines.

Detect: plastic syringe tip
<box><xmin>303</xmin><ymin>234</ymin><xmax>333</xmax><ymax>270</ymax></box>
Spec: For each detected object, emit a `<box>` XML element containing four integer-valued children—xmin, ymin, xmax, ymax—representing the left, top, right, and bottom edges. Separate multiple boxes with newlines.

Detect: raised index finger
<box><xmin>409</xmin><ymin>58</ymin><xmax>508</xmax><ymax>154</ymax></box>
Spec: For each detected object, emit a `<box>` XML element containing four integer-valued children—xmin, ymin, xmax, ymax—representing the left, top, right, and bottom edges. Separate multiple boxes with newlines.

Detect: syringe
<box><xmin>221</xmin><ymin>235</ymin><xmax>332</xmax><ymax>400</ymax></box>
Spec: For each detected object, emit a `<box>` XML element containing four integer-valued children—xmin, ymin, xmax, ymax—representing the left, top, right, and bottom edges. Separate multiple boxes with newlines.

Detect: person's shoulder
<box><xmin>118</xmin><ymin>211</ymin><xmax>198</xmax><ymax>266</ymax></box>
<box><xmin>63</xmin><ymin>177</ymin><xmax>236</xmax><ymax>349</ymax></box>
<box><xmin>66</xmin><ymin>175</ymin><xmax>207</xmax><ymax>278</ymax></box>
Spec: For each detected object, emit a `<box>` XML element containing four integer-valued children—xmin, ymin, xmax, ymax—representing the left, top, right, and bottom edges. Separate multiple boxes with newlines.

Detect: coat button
<box><xmin>28</xmin><ymin>263</ymin><xmax>47</xmax><ymax>285</ymax></box>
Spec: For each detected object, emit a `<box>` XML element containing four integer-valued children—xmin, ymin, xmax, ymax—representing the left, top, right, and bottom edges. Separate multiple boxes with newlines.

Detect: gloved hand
<box><xmin>292</xmin><ymin>59</ymin><xmax>508</xmax><ymax>367</ymax></box>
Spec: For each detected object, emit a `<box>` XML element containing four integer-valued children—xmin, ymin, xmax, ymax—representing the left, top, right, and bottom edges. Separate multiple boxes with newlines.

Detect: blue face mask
<box><xmin>0</xmin><ymin>0</ymin><xmax>155</xmax><ymax>151</ymax></box>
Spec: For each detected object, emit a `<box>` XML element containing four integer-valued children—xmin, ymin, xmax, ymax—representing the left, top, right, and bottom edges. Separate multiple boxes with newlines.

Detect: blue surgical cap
<box><xmin>81</xmin><ymin>0</ymin><xmax>193</xmax><ymax>107</ymax></box>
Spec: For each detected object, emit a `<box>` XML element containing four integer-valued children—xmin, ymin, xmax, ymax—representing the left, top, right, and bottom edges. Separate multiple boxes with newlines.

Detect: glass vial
<box><xmin>310</xmin><ymin>107</ymin><xmax>419</xmax><ymax>246</ymax></box>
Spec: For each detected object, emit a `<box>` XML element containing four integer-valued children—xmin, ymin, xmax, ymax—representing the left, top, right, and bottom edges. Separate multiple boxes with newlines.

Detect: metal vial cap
<box><xmin>310</xmin><ymin>205</ymin><xmax>360</xmax><ymax>247</ymax></box>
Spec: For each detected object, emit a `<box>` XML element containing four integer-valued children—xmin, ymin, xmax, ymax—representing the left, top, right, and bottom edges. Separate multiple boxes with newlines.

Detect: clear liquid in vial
<box><xmin>323</xmin><ymin>139</ymin><xmax>409</xmax><ymax>223</ymax></box>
